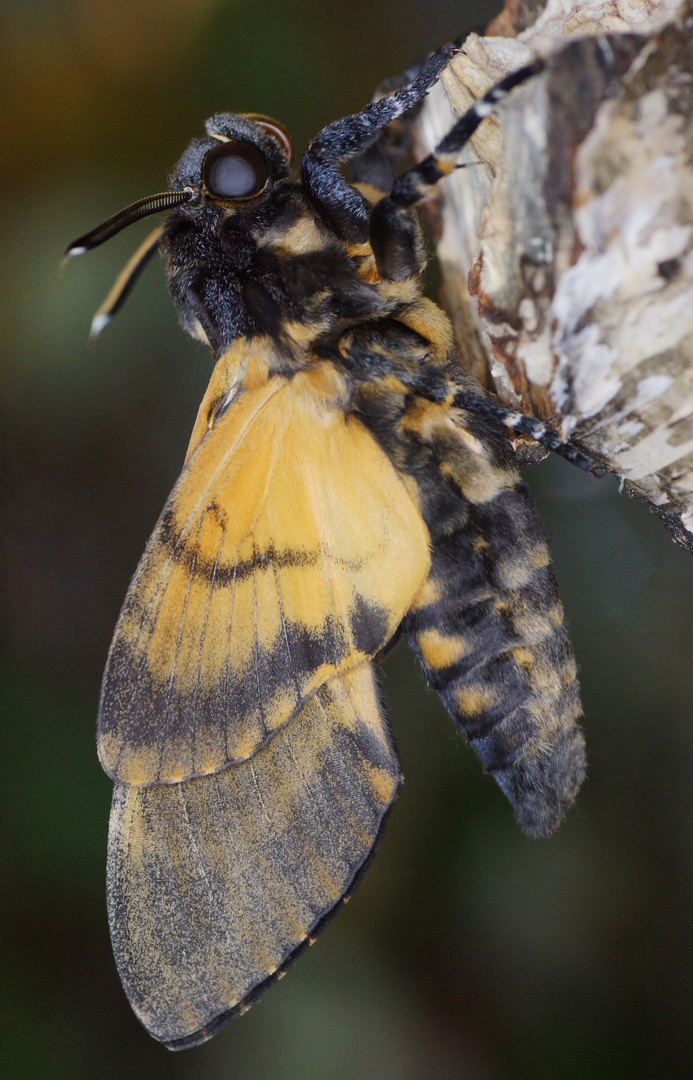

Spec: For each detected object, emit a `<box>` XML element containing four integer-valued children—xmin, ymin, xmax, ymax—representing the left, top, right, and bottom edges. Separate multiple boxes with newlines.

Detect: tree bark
<box><xmin>417</xmin><ymin>0</ymin><xmax>693</xmax><ymax>549</ymax></box>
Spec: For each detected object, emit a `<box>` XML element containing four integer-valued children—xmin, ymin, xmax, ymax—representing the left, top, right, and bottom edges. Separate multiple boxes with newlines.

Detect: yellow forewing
<box><xmin>98</xmin><ymin>349</ymin><xmax>430</xmax><ymax>784</ymax></box>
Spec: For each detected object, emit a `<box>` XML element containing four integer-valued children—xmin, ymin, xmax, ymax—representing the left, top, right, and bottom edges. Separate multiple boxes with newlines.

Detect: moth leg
<box><xmin>349</xmin><ymin>57</ymin><xmax>437</xmax><ymax>192</ymax></box>
<box><xmin>368</xmin><ymin>59</ymin><xmax>545</xmax><ymax>281</ymax></box>
<box><xmin>406</xmin><ymin>363</ymin><xmax>602</xmax><ymax>475</ymax></box>
<box><xmin>342</xmin><ymin>329</ymin><xmax>600</xmax><ymax>475</ymax></box>
<box><xmin>300</xmin><ymin>40</ymin><xmax>457</xmax><ymax>243</ymax></box>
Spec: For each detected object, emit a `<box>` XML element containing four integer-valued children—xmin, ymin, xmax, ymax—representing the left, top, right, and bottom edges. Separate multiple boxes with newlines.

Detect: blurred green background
<box><xmin>2</xmin><ymin>1</ymin><xmax>693</xmax><ymax>1077</ymax></box>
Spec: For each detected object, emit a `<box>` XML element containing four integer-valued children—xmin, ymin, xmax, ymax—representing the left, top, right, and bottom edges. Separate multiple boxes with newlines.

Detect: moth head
<box><xmin>63</xmin><ymin>114</ymin><xmax>293</xmax><ymax>339</ymax></box>
<box><xmin>171</xmin><ymin>115</ymin><xmax>293</xmax><ymax>202</ymax></box>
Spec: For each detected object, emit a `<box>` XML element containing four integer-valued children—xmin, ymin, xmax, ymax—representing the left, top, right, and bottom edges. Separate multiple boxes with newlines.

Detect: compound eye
<box><xmin>202</xmin><ymin>141</ymin><xmax>270</xmax><ymax>200</ymax></box>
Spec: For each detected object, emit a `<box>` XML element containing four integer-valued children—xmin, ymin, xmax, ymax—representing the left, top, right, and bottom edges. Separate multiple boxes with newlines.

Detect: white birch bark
<box><xmin>417</xmin><ymin>0</ymin><xmax>693</xmax><ymax>548</ymax></box>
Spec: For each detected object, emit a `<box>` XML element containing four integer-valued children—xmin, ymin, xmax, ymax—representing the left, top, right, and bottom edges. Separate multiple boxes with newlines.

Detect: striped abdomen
<box><xmin>404</xmin><ymin>454</ymin><xmax>585</xmax><ymax>837</ymax></box>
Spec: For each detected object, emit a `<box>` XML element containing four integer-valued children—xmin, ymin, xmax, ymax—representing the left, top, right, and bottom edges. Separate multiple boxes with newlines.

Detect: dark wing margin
<box><xmin>107</xmin><ymin>662</ymin><xmax>399</xmax><ymax>1048</ymax></box>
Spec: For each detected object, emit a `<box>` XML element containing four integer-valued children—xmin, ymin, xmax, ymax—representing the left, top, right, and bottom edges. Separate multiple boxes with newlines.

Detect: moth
<box><xmin>66</xmin><ymin>41</ymin><xmax>594</xmax><ymax>1049</ymax></box>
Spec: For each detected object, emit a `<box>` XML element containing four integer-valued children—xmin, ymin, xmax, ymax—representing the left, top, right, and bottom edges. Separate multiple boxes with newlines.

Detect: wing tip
<box><xmin>158</xmin><ymin>780</ymin><xmax>401</xmax><ymax>1050</ymax></box>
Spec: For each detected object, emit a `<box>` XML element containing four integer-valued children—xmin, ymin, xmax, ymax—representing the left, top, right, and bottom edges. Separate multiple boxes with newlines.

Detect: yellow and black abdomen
<box><xmin>354</xmin><ymin>371</ymin><xmax>586</xmax><ymax>838</ymax></box>
<box><xmin>405</xmin><ymin>472</ymin><xmax>584</xmax><ymax>838</ymax></box>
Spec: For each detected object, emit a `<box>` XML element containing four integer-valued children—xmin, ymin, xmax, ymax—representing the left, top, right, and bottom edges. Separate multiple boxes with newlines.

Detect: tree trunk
<box><xmin>416</xmin><ymin>0</ymin><xmax>693</xmax><ymax>549</ymax></box>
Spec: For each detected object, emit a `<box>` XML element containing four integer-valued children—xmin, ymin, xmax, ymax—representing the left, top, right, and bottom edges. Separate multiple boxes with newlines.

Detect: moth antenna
<box><xmin>89</xmin><ymin>225</ymin><xmax>164</xmax><ymax>341</ymax></box>
<box><xmin>62</xmin><ymin>187</ymin><xmax>195</xmax><ymax>265</ymax></box>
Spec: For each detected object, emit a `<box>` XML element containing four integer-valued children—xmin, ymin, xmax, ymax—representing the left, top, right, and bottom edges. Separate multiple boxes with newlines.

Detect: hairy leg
<box><xmin>301</xmin><ymin>40</ymin><xmax>457</xmax><ymax>243</ymax></box>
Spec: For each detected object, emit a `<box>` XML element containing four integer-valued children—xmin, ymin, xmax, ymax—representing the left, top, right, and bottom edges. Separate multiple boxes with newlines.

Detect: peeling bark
<box><xmin>417</xmin><ymin>0</ymin><xmax>693</xmax><ymax>549</ymax></box>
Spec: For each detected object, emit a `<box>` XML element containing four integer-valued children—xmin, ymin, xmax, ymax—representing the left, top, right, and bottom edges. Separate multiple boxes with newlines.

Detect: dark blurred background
<box><xmin>2</xmin><ymin>1</ymin><xmax>693</xmax><ymax>1077</ymax></box>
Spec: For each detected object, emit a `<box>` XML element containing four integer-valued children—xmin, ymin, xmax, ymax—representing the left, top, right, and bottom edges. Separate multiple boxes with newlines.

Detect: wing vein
<box><xmin>249</xmin><ymin>762</ymin><xmax>271</xmax><ymax>825</ymax></box>
<box><xmin>313</xmin><ymin>459</ymin><xmax>352</xmax><ymax>658</ymax></box>
<box><xmin>128</xmin><ymin>382</ymin><xmax>285</xmax><ymax>695</ymax></box>
<box><xmin>252</xmin><ymin>547</ymin><xmax>266</xmax><ymax>731</ymax></box>
<box><xmin>282</xmin><ymin>729</ymin><xmax>316</xmax><ymax>806</ymax></box>
<box><xmin>190</xmin><ymin>520</ymin><xmax>226</xmax><ymax>773</ymax></box>
<box><xmin>164</xmin><ymin>380</ymin><xmax>285</xmax><ymax>563</ymax></box>
<box><xmin>267</xmin><ymin>504</ymin><xmax>302</xmax><ymax>699</ymax></box>
<box><xmin>312</xmin><ymin>688</ymin><xmax>331</xmax><ymax>730</ymax></box>
<box><xmin>222</xmin><ymin>547</ymin><xmax>240</xmax><ymax>762</ymax></box>
<box><xmin>156</xmin><ymin>514</ymin><xmax>205</xmax><ymax>778</ymax></box>
<box><xmin>177</xmin><ymin>783</ymin><xmax>232</xmax><ymax>947</ymax></box>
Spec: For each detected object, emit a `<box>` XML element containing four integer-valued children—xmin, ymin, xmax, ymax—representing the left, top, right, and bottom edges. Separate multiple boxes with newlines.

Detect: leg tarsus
<box><xmin>408</xmin><ymin>368</ymin><xmax>602</xmax><ymax>476</ymax></box>
<box><xmin>349</xmin><ymin>56</ymin><xmax>436</xmax><ymax>190</ymax></box>
<box><xmin>301</xmin><ymin>40</ymin><xmax>457</xmax><ymax>242</ymax></box>
<box><xmin>369</xmin><ymin>58</ymin><xmax>546</xmax><ymax>280</ymax></box>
